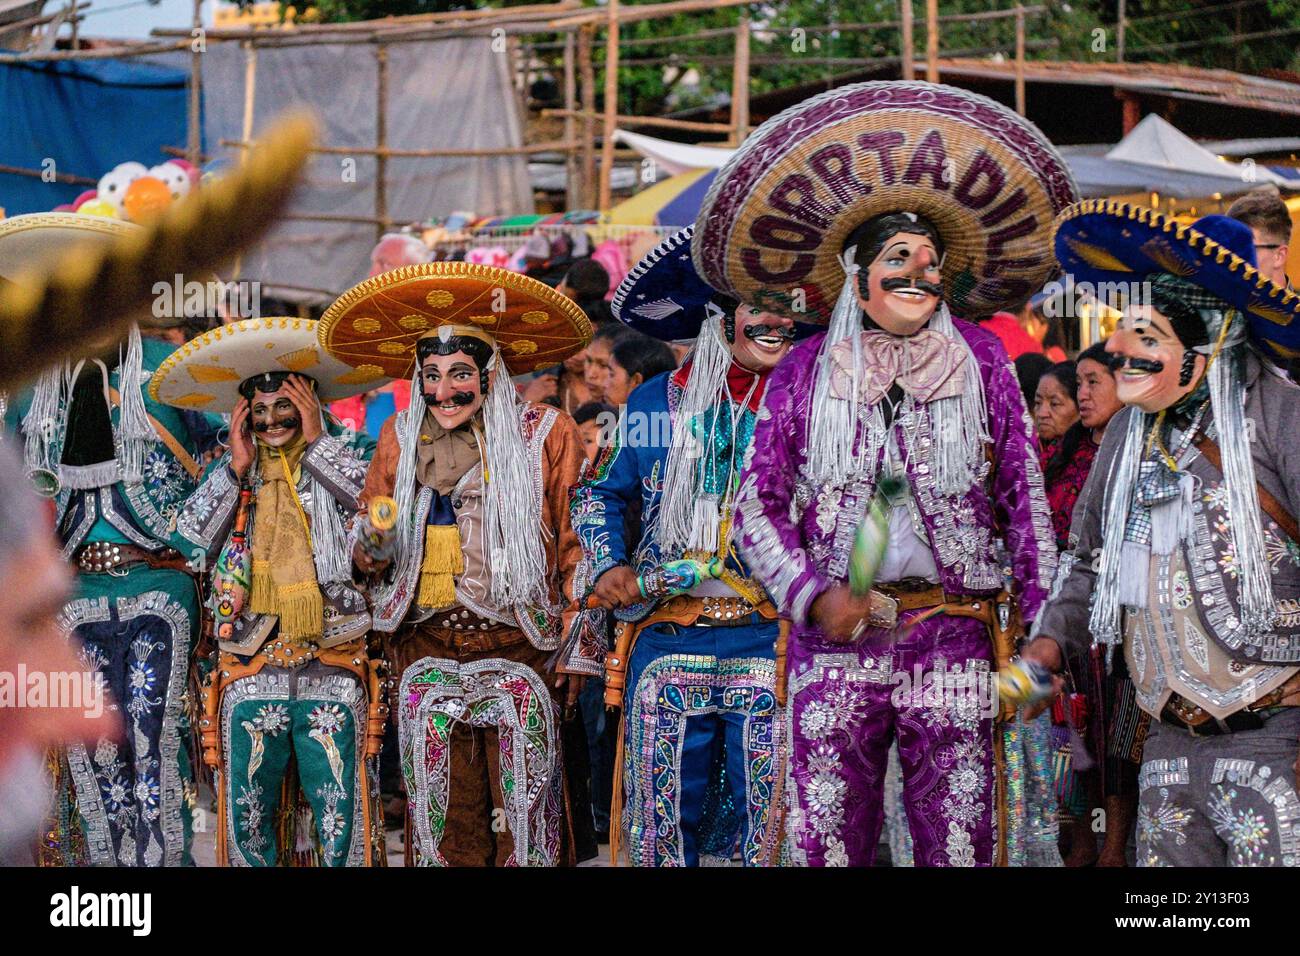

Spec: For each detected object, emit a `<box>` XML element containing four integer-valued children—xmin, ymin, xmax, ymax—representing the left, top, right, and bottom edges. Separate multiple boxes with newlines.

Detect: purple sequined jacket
<box><xmin>733</xmin><ymin>318</ymin><xmax>1057</xmax><ymax>637</ymax></box>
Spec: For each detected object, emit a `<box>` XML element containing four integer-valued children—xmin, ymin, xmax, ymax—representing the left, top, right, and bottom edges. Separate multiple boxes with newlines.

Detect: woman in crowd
<box><xmin>1034</xmin><ymin>361</ymin><xmax>1084</xmax><ymax>550</ymax></box>
<box><xmin>603</xmin><ymin>332</ymin><xmax>677</xmax><ymax>407</ymax></box>
<box><xmin>584</xmin><ymin>322</ymin><xmax>633</xmax><ymax>402</ymax></box>
<box><xmin>1056</xmin><ymin>340</ymin><xmax>1143</xmax><ymax>868</ymax></box>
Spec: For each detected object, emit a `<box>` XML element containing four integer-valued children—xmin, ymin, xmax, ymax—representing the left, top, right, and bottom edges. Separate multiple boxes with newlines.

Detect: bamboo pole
<box><xmin>544</xmin><ymin>109</ymin><xmax>732</xmax><ymax>134</ymax></box>
<box><xmin>219</xmin><ymin>138</ymin><xmax>578</xmax><ymax>157</ymax></box>
<box><xmin>578</xmin><ymin>24</ymin><xmax>596</xmax><ymax>209</ymax></box>
<box><xmin>375</xmin><ymin>43</ymin><xmax>389</xmax><ymax>245</ymax></box>
<box><xmin>900</xmin><ymin>0</ymin><xmax>914</xmax><ymax>80</ymax></box>
<box><xmin>563</xmin><ymin>31</ymin><xmax>578</xmax><ymax>209</ymax></box>
<box><xmin>598</xmin><ymin>0</ymin><xmax>619</xmax><ymax>212</ymax></box>
<box><xmin>1117</xmin><ymin>0</ymin><xmax>1126</xmax><ymax>62</ymax></box>
<box><xmin>0</xmin><ymin>38</ymin><xmax>197</xmax><ymax>62</ymax></box>
<box><xmin>925</xmin><ymin>0</ymin><xmax>938</xmax><ymax>83</ymax></box>
<box><xmin>729</xmin><ymin>13</ymin><xmax>750</xmax><ymax>146</ymax></box>
<box><xmin>0</xmin><ymin>163</ymin><xmax>96</xmax><ymax>186</ymax></box>
<box><xmin>1014</xmin><ymin>5</ymin><xmax>1026</xmax><ymax>116</ymax></box>
<box><xmin>551</xmin><ymin>0</ymin><xmax>757</xmax><ymax>29</ymax></box>
<box><xmin>231</xmin><ymin>41</ymin><xmax>258</xmax><ymax>279</ymax></box>
<box><xmin>187</xmin><ymin>0</ymin><xmax>202</xmax><ymax>166</ymax></box>
<box><xmin>240</xmin><ymin>42</ymin><xmax>258</xmax><ymax>154</ymax></box>
<box><xmin>151</xmin><ymin>1</ymin><xmax>583</xmax><ymax>41</ymax></box>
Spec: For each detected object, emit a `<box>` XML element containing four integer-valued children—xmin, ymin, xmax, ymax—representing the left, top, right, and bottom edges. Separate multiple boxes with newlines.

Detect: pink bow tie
<box><xmin>828</xmin><ymin>330</ymin><xmax>968</xmax><ymax>406</ymax></box>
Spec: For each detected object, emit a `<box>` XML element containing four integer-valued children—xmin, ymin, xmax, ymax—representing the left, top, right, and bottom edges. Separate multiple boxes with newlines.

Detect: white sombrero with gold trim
<box><xmin>0</xmin><ymin>212</ymin><xmax>141</xmax><ymax>283</ymax></box>
<box><xmin>149</xmin><ymin>316</ymin><xmax>390</xmax><ymax>413</ymax></box>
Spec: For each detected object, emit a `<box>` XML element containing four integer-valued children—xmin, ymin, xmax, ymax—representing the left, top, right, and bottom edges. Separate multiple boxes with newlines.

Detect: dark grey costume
<box><xmin>1037</xmin><ymin>351</ymin><xmax>1300</xmax><ymax>867</ymax></box>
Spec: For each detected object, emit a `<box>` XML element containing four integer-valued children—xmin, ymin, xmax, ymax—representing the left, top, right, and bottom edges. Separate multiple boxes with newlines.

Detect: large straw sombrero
<box><xmin>693</xmin><ymin>81</ymin><xmax>1079</xmax><ymax>323</ymax></box>
<box><xmin>318</xmin><ymin>262</ymin><xmax>593</xmax><ymax>378</ymax></box>
<box><xmin>1054</xmin><ymin>201</ymin><xmax>1300</xmax><ymax>362</ymax></box>
<box><xmin>0</xmin><ymin>213</ymin><xmax>140</xmax><ymax>283</ymax></box>
<box><xmin>150</xmin><ymin>316</ymin><xmax>389</xmax><ymax>412</ymax></box>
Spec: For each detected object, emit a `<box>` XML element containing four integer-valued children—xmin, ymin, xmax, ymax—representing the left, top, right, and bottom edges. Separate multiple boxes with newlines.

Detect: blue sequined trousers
<box><xmin>622</xmin><ymin>617</ymin><xmax>781</xmax><ymax>866</ymax></box>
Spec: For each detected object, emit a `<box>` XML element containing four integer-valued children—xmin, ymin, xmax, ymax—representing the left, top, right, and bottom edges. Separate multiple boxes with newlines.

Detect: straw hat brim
<box><xmin>0</xmin><ymin>213</ymin><xmax>141</xmax><ymax>284</ymax></box>
<box><xmin>693</xmin><ymin>81</ymin><xmax>1079</xmax><ymax>323</ymax></box>
<box><xmin>150</xmin><ymin>316</ymin><xmax>389</xmax><ymax>412</ymax></box>
<box><xmin>318</xmin><ymin>262</ymin><xmax>593</xmax><ymax>378</ymax></box>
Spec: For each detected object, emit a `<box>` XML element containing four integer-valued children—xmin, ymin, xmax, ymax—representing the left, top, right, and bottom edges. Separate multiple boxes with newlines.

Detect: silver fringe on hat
<box><xmin>1089</xmin><ymin>308</ymin><xmax>1275</xmax><ymax>645</ymax></box>
<box><xmin>20</xmin><ymin>323</ymin><xmax>156</xmax><ymax>492</ymax></box>
<box><xmin>656</xmin><ymin>304</ymin><xmax>736</xmax><ymax>557</ymax></box>
<box><xmin>806</xmin><ymin>248</ymin><xmax>988</xmax><ymax>494</ymax></box>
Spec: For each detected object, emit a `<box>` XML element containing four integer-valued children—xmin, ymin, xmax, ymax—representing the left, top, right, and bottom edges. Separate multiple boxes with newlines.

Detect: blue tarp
<box><xmin>0</xmin><ymin>54</ymin><xmax>195</xmax><ymax>215</ymax></box>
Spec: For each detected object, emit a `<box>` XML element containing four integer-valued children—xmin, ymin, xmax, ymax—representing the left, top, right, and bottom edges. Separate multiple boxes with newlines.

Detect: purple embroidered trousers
<box><xmin>785</xmin><ymin>613</ymin><xmax>996</xmax><ymax>867</ymax></box>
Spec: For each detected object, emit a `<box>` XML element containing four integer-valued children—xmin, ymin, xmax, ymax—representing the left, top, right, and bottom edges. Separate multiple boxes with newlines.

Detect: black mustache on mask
<box><xmin>253</xmin><ymin>416</ymin><xmax>300</xmax><ymax>433</ymax></box>
<box><xmin>880</xmin><ymin>276</ymin><xmax>944</xmax><ymax>297</ymax></box>
<box><xmin>424</xmin><ymin>390</ymin><xmax>477</xmax><ymax>408</ymax></box>
<box><xmin>743</xmin><ymin>324</ymin><xmax>796</xmax><ymax>343</ymax></box>
<box><xmin>1110</xmin><ymin>355</ymin><xmax>1164</xmax><ymax>374</ymax></box>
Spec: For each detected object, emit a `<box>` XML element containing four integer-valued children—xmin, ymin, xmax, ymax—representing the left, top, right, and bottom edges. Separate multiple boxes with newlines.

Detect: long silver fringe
<box><xmin>115</xmin><ymin>324</ymin><xmax>155</xmax><ymax>484</ymax></box>
<box><xmin>657</xmin><ymin>311</ymin><xmax>733</xmax><ymax>556</ymax></box>
<box><xmin>480</xmin><ymin>349</ymin><xmax>550</xmax><ymax>609</ymax></box>
<box><xmin>307</xmin><ymin>412</ymin><xmax>351</xmax><ymax>585</ymax></box>
<box><xmin>1210</xmin><ymin>334</ymin><xmax>1276</xmax><ymax>636</ymax></box>
<box><xmin>1088</xmin><ymin>407</ymin><xmax>1148</xmax><ymax>645</ymax></box>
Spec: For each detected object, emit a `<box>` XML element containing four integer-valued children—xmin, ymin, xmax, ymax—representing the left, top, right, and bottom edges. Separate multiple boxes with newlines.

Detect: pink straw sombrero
<box><xmin>693</xmin><ymin>81</ymin><xmax>1079</xmax><ymax>323</ymax></box>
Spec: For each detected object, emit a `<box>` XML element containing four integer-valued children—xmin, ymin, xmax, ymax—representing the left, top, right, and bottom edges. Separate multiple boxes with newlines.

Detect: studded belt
<box><xmin>1160</xmin><ymin>689</ymin><xmax>1294</xmax><ymax>736</ymax></box>
<box><xmin>74</xmin><ymin>541</ymin><xmax>192</xmax><ymax>575</ymax></box>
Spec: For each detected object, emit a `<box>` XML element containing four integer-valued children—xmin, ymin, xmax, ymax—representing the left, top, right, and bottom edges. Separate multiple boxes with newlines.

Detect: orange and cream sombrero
<box><xmin>149</xmin><ymin>316</ymin><xmax>389</xmax><ymax>413</ymax></box>
<box><xmin>317</xmin><ymin>262</ymin><xmax>593</xmax><ymax>379</ymax></box>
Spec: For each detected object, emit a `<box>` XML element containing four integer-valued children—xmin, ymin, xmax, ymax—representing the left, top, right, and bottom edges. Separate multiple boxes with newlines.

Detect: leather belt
<box><xmin>74</xmin><ymin>541</ymin><xmax>192</xmax><ymax>575</ymax></box>
<box><xmin>1160</xmin><ymin>689</ymin><xmax>1294</xmax><ymax>737</ymax></box>
<box><xmin>411</xmin><ymin>613</ymin><xmax>525</xmax><ymax>654</ymax></box>
<box><xmin>698</xmin><ymin>595</ymin><xmax>761</xmax><ymax>624</ymax></box>
<box><xmin>875</xmin><ymin>579</ymin><xmax>950</xmax><ymax>614</ymax></box>
<box><xmin>430</xmin><ymin>606</ymin><xmax>509</xmax><ymax>633</ymax></box>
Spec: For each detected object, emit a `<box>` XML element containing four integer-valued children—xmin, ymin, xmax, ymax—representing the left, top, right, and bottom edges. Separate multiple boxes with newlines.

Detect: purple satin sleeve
<box><xmin>734</xmin><ymin>346</ymin><xmax>831</xmax><ymax>627</ymax></box>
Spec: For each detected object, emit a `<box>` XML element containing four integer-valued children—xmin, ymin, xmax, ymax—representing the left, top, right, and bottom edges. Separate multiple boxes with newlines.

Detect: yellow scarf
<box><xmin>249</xmin><ymin>435</ymin><xmax>322</xmax><ymax>641</ymax></box>
<box><xmin>415</xmin><ymin>409</ymin><xmax>478</xmax><ymax>609</ymax></box>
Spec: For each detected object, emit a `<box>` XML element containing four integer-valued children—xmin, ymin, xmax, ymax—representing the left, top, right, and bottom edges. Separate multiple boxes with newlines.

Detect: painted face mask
<box><xmin>420</xmin><ymin>350</ymin><xmax>488</xmax><ymax>430</ymax></box>
<box><xmin>729</xmin><ymin>304</ymin><xmax>795</xmax><ymax>372</ymax></box>
<box><xmin>856</xmin><ymin>231</ymin><xmax>944</xmax><ymax>337</ymax></box>
<box><xmin>1105</xmin><ymin>304</ymin><xmax>1206</xmax><ymax>414</ymax></box>
<box><xmin>248</xmin><ymin>384</ymin><xmax>303</xmax><ymax>448</ymax></box>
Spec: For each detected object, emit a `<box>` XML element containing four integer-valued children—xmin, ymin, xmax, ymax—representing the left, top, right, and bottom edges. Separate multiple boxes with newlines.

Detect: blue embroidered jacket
<box><xmin>571</xmin><ymin>367</ymin><xmax>770</xmax><ymax>623</ymax></box>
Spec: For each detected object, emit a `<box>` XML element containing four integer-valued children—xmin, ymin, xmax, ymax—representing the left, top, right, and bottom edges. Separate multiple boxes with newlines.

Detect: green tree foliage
<box><xmin>251</xmin><ymin>1</ymin><xmax>1300</xmax><ymax>107</ymax></box>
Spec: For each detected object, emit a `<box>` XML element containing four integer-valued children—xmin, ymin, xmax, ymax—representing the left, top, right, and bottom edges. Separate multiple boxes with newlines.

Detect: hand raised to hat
<box><xmin>229</xmin><ymin>400</ymin><xmax>255</xmax><ymax>481</ymax></box>
<box><xmin>284</xmin><ymin>374</ymin><xmax>323</xmax><ymax>443</ymax></box>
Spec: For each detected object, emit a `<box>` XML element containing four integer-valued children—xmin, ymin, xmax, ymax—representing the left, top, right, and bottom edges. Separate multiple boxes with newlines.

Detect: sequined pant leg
<box><xmin>622</xmin><ymin>619</ymin><xmax>780</xmax><ymax>866</ymax></box>
<box><xmin>60</xmin><ymin>580</ymin><xmax>195</xmax><ymax>867</ymax></box>
<box><xmin>784</xmin><ymin>637</ymin><xmax>895</xmax><ymax>866</ymax></box>
<box><xmin>892</xmin><ymin>617</ymin><xmax>996</xmax><ymax>867</ymax></box>
<box><xmin>1137</xmin><ymin>708</ymin><xmax>1300</xmax><ymax>867</ymax></box>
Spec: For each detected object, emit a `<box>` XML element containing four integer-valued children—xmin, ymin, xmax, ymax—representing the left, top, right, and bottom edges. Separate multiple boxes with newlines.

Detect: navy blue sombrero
<box><xmin>611</xmin><ymin>226</ymin><xmax>715</xmax><ymax>341</ymax></box>
<box><xmin>1055</xmin><ymin>200</ymin><xmax>1300</xmax><ymax>362</ymax></box>
<box><xmin>613</xmin><ymin>225</ymin><xmax>820</xmax><ymax>342</ymax></box>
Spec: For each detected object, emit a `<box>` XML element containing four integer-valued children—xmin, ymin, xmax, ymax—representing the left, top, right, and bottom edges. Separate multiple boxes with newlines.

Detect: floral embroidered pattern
<box><xmin>1208</xmin><ymin>786</ymin><xmax>1275</xmax><ymax>867</ymax></box>
<box><xmin>1137</xmin><ymin>787</ymin><xmax>1193</xmax><ymax>866</ymax></box>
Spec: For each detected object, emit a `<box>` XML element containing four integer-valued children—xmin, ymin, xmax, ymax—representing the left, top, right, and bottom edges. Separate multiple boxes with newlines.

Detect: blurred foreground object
<box><xmin>0</xmin><ymin>112</ymin><xmax>320</xmax><ymax>390</ymax></box>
